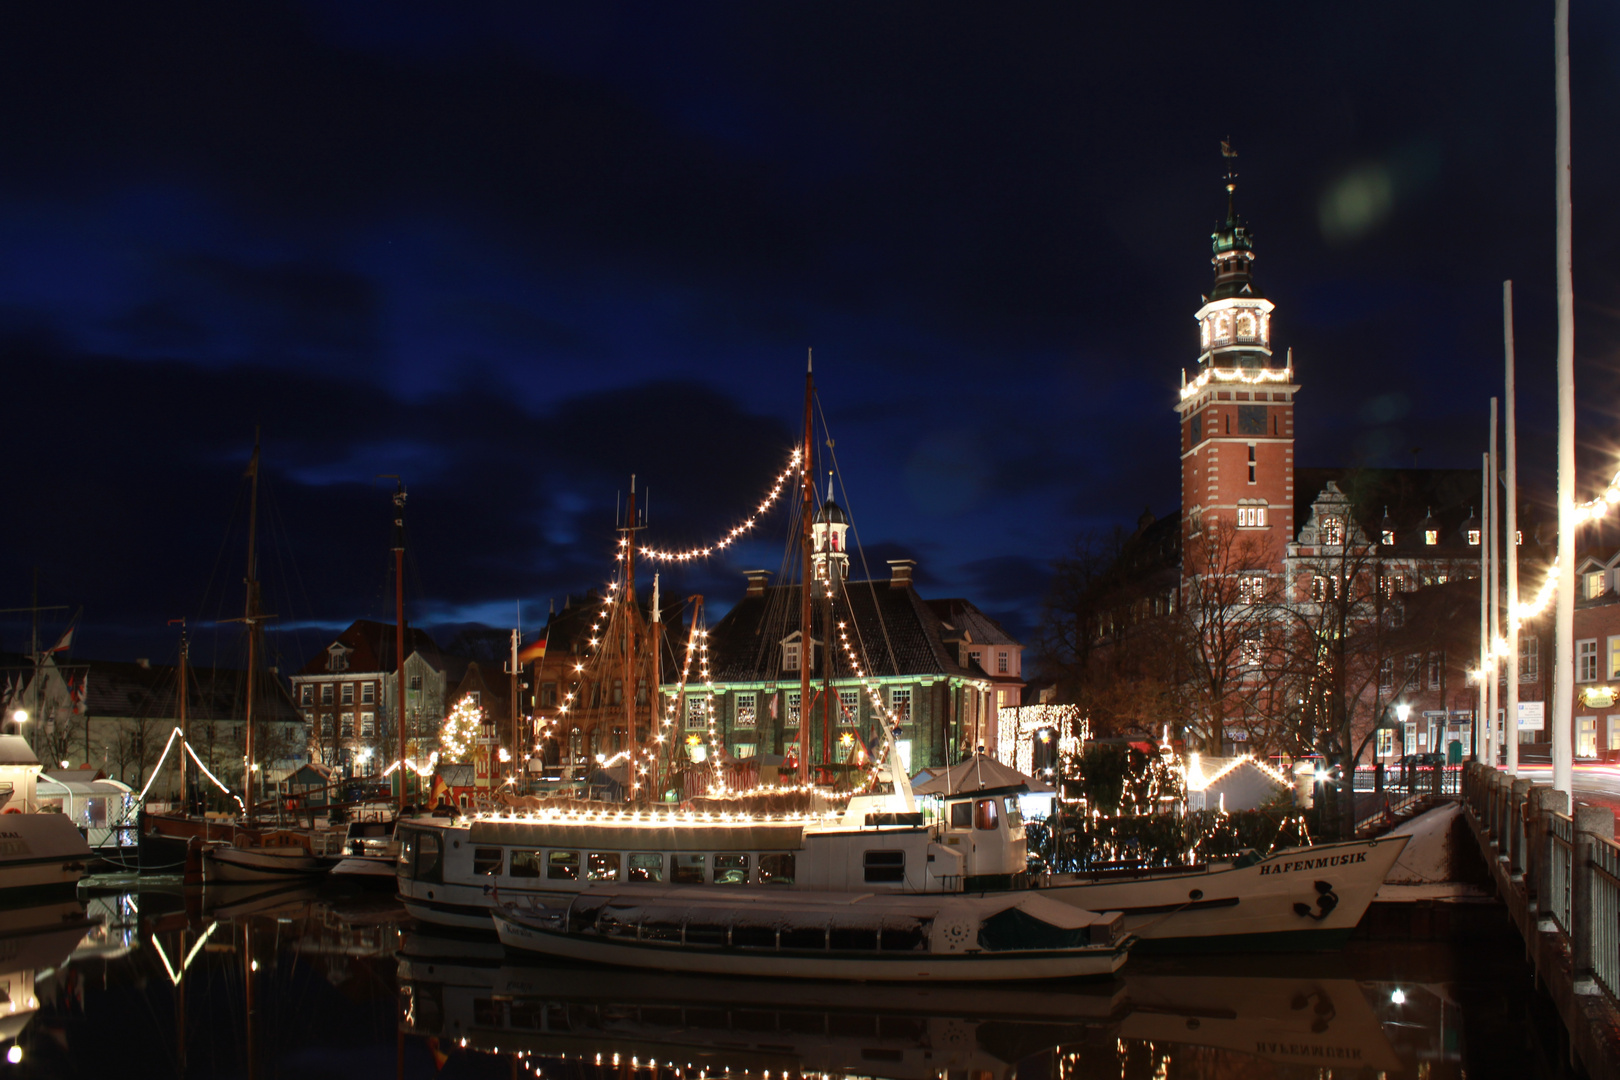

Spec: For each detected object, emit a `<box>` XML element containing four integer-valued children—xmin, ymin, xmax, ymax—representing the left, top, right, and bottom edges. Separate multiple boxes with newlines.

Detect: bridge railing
<box><xmin>1463</xmin><ymin>761</ymin><xmax>1618</xmax><ymax>1002</ymax></box>
<box><xmin>1350</xmin><ymin>764</ymin><xmax>1462</xmax><ymax>795</ymax></box>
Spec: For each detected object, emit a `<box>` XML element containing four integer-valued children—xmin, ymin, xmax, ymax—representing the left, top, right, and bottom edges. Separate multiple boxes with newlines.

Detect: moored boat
<box><xmin>492</xmin><ymin>883</ymin><xmax>1130</xmax><ymax>981</ymax></box>
<box><xmin>0</xmin><ymin>735</ymin><xmax>93</xmax><ymax>904</ymax></box>
<box><xmin>1040</xmin><ymin>833</ymin><xmax>1409</xmax><ymax>951</ymax></box>
<box><xmin>203</xmin><ymin>827</ymin><xmax>344</xmax><ymax>882</ymax></box>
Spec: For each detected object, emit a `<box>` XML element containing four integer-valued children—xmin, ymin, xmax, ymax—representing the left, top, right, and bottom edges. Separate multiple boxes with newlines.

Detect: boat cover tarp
<box><xmin>912</xmin><ymin>757</ymin><xmax>1054</xmax><ymax>796</ymax></box>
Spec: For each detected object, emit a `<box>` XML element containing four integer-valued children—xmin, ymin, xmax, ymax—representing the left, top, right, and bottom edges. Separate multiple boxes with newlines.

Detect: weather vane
<box><xmin>1220</xmin><ymin>137</ymin><xmax>1238</xmax><ymax>194</ymax></box>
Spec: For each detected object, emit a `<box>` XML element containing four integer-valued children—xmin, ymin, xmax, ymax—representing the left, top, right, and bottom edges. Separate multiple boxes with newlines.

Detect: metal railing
<box><xmin>1461</xmin><ymin>762</ymin><xmax>1618</xmax><ymax>1005</ymax></box>
<box><xmin>1351</xmin><ymin>764</ymin><xmax>1462</xmax><ymax>796</ymax></box>
<box><xmin>1550</xmin><ymin>812</ymin><xmax>1574</xmax><ymax>932</ymax></box>
<box><xmin>1591</xmin><ymin>836</ymin><xmax>1620</xmax><ymax>1000</ymax></box>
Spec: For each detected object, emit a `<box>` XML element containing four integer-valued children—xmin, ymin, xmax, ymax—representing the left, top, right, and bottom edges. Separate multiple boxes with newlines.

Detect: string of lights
<box><xmin>635</xmin><ymin>449</ymin><xmax>803</xmax><ymax>563</ymax></box>
<box><xmin>1178</xmin><ymin>364</ymin><xmax>1292</xmax><ymax>402</ymax></box>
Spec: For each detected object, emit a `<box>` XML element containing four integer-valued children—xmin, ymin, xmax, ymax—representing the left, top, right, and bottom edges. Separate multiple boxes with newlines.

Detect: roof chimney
<box><xmin>887</xmin><ymin>559</ymin><xmax>916</xmax><ymax>589</ymax></box>
<box><xmin>744</xmin><ymin>569</ymin><xmax>772</xmax><ymax>597</ymax></box>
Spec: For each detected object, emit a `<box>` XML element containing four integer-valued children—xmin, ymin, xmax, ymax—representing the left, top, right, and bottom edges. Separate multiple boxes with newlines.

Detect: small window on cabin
<box><xmin>974</xmin><ymin>798</ymin><xmax>1000</xmax><ymax>831</ymax></box>
<box><xmin>714</xmin><ymin>854</ymin><xmax>749</xmax><ymax>885</ymax></box>
<box><xmin>508</xmin><ymin>850</ymin><xmax>543</xmax><ymax>878</ymax></box>
<box><xmin>546</xmin><ymin>851</ymin><xmax>579</xmax><ymax>881</ymax></box>
<box><xmin>473</xmin><ymin>847</ymin><xmax>503</xmax><ymax>876</ymax></box>
<box><xmin>949</xmin><ymin>801</ymin><xmax>973</xmax><ymax>829</ymax></box>
<box><xmin>628</xmin><ymin>853</ymin><xmax>664</xmax><ymax>882</ymax></box>
<box><xmin>587</xmin><ymin>852</ymin><xmax>620</xmax><ymax>881</ymax></box>
<box><xmin>759</xmin><ymin>853</ymin><xmax>795</xmax><ymax>885</ymax></box>
<box><xmin>673</xmin><ymin>854</ymin><xmax>706</xmax><ymax>884</ymax></box>
<box><xmin>864</xmin><ymin>850</ymin><xmax>906</xmax><ymax>884</ymax></box>
<box><xmin>1002</xmin><ymin>796</ymin><xmax>1023</xmax><ymax>829</ymax></box>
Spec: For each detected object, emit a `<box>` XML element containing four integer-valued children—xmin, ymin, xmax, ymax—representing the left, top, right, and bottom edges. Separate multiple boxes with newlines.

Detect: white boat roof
<box><xmin>38</xmin><ymin>775</ymin><xmax>132</xmax><ymax>797</ymax></box>
<box><xmin>0</xmin><ymin>735</ymin><xmax>40</xmax><ymax>767</ymax></box>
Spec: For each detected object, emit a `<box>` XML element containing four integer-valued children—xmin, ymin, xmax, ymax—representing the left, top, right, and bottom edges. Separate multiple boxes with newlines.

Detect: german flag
<box><xmin>517</xmin><ymin>635</ymin><xmax>547</xmax><ymax>664</ymax></box>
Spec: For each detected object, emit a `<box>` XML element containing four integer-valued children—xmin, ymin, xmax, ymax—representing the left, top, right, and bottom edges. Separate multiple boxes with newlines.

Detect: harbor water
<box><xmin>5</xmin><ymin>880</ymin><xmax>1566</xmax><ymax>1078</ymax></box>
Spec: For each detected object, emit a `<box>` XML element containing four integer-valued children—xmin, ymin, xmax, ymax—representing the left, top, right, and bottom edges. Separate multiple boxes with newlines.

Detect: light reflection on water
<box><xmin>1</xmin><ymin>882</ymin><xmax>1546</xmax><ymax>1078</ymax></box>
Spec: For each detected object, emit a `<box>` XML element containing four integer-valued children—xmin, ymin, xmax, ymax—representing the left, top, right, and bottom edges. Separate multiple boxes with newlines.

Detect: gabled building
<box><xmin>674</xmin><ymin>554</ymin><xmax>1004</xmax><ymax>777</ymax></box>
<box><xmin>291</xmin><ymin>620</ymin><xmax>458</xmax><ymax>776</ymax></box>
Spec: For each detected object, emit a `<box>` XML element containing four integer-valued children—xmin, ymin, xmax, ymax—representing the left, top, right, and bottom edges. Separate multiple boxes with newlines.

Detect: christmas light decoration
<box><xmin>1179</xmin><ymin>364</ymin><xmax>1293</xmax><ymax>401</ymax></box>
<box><xmin>637</xmin><ymin>449</ymin><xmax>802</xmax><ymax>563</ymax></box>
<box><xmin>440</xmin><ymin>695</ymin><xmax>484</xmax><ymax>763</ymax></box>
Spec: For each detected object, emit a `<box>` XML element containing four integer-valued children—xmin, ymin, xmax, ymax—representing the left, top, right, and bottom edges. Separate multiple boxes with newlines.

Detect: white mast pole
<box><xmin>1504</xmin><ymin>283</ymin><xmax>1520</xmax><ymax>775</ymax></box>
<box><xmin>1552</xmin><ymin>0</ymin><xmax>1575</xmax><ymax>796</ymax></box>
<box><xmin>1480</xmin><ymin>456</ymin><xmax>1490</xmax><ymax>764</ymax></box>
<box><xmin>1488</xmin><ymin>399</ymin><xmax>1500</xmax><ymax>768</ymax></box>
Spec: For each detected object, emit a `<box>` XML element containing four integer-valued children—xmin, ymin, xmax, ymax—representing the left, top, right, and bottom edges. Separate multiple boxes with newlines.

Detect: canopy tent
<box><xmin>912</xmin><ymin>755</ymin><xmax>1055</xmax><ymax>796</ymax></box>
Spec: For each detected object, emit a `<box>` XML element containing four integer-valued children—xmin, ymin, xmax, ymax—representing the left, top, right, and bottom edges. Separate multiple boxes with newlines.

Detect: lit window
<box><xmin>1585</xmin><ymin>572</ymin><xmax>1607</xmax><ymax>600</ymax></box>
<box><xmin>684</xmin><ymin>696</ymin><xmax>707</xmax><ymax>730</ymax></box>
<box><xmin>786</xmin><ymin>692</ymin><xmax>801</xmax><ymax>728</ymax></box>
<box><xmin>1468</xmin><ymin>530</ymin><xmax>1480</xmax><ymax>545</ymax></box>
<box><xmin>734</xmin><ymin>693</ymin><xmax>757</xmax><ymax>729</ymax></box>
<box><xmin>1424</xmin><ymin>530</ymin><xmax>1438</xmax><ymax>545</ymax></box>
<box><xmin>1239</xmin><ymin>575</ymin><xmax>1265</xmax><ymax>604</ymax></box>
<box><xmin>838</xmin><ymin>690</ymin><xmax>859</xmax><ymax>724</ymax></box>
<box><xmin>360</xmin><ymin>712</ymin><xmax>375</xmax><ymax>737</ymax></box>
<box><xmin>1382</xmin><ymin>530</ymin><xmax>1395</xmax><ymax>545</ymax></box>
<box><xmin>1200</xmin><ymin>319</ymin><xmax>1211</xmax><ymax>348</ymax></box>
<box><xmin>1241</xmin><ymin>634</ymin><xmax>1261</xmax><ymax>667</ymax></box>
<box><xmin>889</xmin><ymin>687</ymin><xmax>912</xmax><ymax>721</ymax></box>
<box><xmin>1376</xmin><ymin>728</ymin><xmax>1394</xmax><ymax>757</ymax></box>
<box><xmin>1214</xmin><ymin>312</ymin><xmax>1231</xmax><ymax>343</ymax></box>
<box><xmin>1235</xmin><ymin>311</ymin><xmax>1256</xmax><ymax>339</ymax></box>
<box><xmin>1237</xmin><ymin>504</ymin><xmax>1268</xmax><ymax>528</ymax></box>
<box><xmin>1322</xmin><ymin>516</ymin><xmax>1344</xmax><ymax>545</ymax></box>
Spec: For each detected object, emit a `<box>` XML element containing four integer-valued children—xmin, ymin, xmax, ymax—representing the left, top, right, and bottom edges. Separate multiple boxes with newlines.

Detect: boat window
<box><xmin>673</xmin><ymin>854</ymin><xmax>706</xmax><ymax>884</ymax></box>
<box><xmin>759</xmin><ymin>853</ymin><xmax>795</xmax><ymax>885</ymax></box>
<box><xmin>829</xmin><ymin>927</ymin><xmax>879</xmax><ymax>951</ymax></box>
<box><xmin>732</xmin><ymin>924</ymin><xmax>777</xmax><ymax>949</ymax></box>
<box><xmin>1002</xmin><ymin>796</ymin><xmax>1023</xmax><ymax>829</ymax></box>
<box><xmin>685</xmin><ymin>923</ymin><xmax>727</xmax><ymax>947</ymax></box>
<box><xmin>415</xmin><ymin>832</ymin><xmax>443</xmax><ymax>883</ymax></box>
<box><xmin>864</xmin><ymin>850</ymin><xmax>906</xmax><ymax>883</ymax></box>
<box><xmin>949</xmin><ymin>801</ymin><xmax>973</xmax><ymax>829</ymax></box>
<box><xmin>548</xmin><ymin>851</ymin><xmax>580</xmax><ymax>880</ymax></box>
<box><xmin>397</xmin><ymin>830</ymin><xmax>415</xmax><ymax>869</ymax></box>
<box><xmin>509</xmin><ymin>850</ymin><xmax>544</xmax><ymax>878</ymax></box>
<box><xmin>714</xmin><ymin>854</ymin><xmax>749</xmax><ymax>885</ymax></box>
<box><xmin>472</xmin><ymin>847</ymin><xmax>503</xmax><ymax>876</ymax></box>
<box><xmin>587</xmin><ymin>852</ymin><xmax>620</xmax><ymax>881</ymax></box>
<box><xmin>628</xmin><ymin>853</ymin><xmax>664</xmax><ymax>882</ymax></box>
<box><xmin>780</xmin><ymin>926</ymin><xmax>827</xmax><ymax>950</ymax></box>
<box><xmin>974</xmin><ymin>798</ymin><xmax>999</xmax><ymax>831</ymax></box>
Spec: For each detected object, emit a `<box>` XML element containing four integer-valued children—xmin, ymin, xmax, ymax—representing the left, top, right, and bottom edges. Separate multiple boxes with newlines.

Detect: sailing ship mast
<box><xmin>392</xmin><ymin>480</ymin><xmax>408</xmax><ymax>813</ymax></box>
<box><xmin>241</xmin><ymin>433</ymin><xmax>262</xmax><ymax>822</ymax></box>
<box><xmin>799</xmin><ymin>354</ymin><xmax>814</xmax><ymax>784</ymax></box>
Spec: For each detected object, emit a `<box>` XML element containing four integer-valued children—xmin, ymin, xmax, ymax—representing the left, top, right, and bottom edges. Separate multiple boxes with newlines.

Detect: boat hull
<box><xmin>1042</xmin><ymin>835</ymin><xmax>1408</xmax><ymax>951</ymax></box>
<box><xmin>0</xmin><ymin>814</ymin><xmax>92</xmax><ymax>905</ymax></box>
<box><xmin>204</xmin><ymin>844</ymin><xmax>333</xmax><ymax>882</ymax></box>
<box><xmin>492</xmin><ymin>911</ymin><xmax>1128</xmax><ymax>982</ymax></box>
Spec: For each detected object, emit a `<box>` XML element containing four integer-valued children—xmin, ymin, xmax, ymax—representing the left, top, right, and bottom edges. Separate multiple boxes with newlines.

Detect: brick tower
<box><xmin>1175</xmin><ymin>145</ymin><xmax>1297</xmax><ymax>574</ymax></box>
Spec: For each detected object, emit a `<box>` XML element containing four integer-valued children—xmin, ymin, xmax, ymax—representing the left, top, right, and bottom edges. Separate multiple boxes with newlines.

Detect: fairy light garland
<box><xmin>636</xmin><ymin>449</ymin><xmax>803</xmax><ymax>563</ymax></box>
<box><xmin>1178</xmin><ymin>364</ymin><xmax>1293</xmax><ymax>402</ymax></box>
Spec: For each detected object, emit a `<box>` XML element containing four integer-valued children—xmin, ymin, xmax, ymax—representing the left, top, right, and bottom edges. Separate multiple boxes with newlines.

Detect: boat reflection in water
<box><xmin>398</xmin><ymin>931</ymin><xmax>1459</xmax><ymax>1079</ymax></box>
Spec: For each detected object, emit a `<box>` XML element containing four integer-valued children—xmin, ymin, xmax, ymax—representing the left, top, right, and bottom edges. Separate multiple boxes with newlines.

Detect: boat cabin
<box><xmin>36</xmin><ymin>769</ymin><xmax>135</xmax><ymax>852</ymax></box>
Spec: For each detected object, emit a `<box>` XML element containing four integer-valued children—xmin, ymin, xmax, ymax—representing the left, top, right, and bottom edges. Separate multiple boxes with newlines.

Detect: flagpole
<box><xmin>1488</xmin><ymin>398</ymin><xmax>1500</xmax><ymax>767</ymax></box>
<box><xmin>1504</xmin><ymin>283</ymin><xmax>1520</xmax><ymax>775</ymax></box>
<box><xmin>1552</xmin><ymin>0</ymin><xmax>1575</xmax><ymax>797</ymax></box>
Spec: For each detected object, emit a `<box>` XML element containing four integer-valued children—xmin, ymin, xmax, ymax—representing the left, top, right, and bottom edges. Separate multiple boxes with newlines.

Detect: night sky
<box><xmin>3</xmin><ymin>3</ymin><xmax>1618</xmax><ymax>670</ymax></box>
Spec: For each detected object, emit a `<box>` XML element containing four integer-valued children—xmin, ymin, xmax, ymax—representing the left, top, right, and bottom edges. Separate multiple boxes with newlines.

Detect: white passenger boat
<box><xmin>492</xmin><ymin>883</ymin><xmax>1130</xmax><ymax>981</ymax></box>
<box><xmin>0</xmin><ymin>735</ymin><xmax>93</xmax><ymax>904</ymax></box>
<box><xmin>1040</xmin><ymin>833</ymin><xmax>1410</xmax><ymax>951</ymax></box>
<box><xmin>397</xmin><ymin>739</ymin><xmax>1404</xmax><ymax>951</ymax></box>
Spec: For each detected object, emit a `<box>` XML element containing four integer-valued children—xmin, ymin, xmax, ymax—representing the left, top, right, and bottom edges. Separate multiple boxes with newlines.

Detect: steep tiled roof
<box><xmin>295</xmin><ymin>619</ymin><xmax>442</xmax><ymax>677</ymax></box>
<box><xmin>704</xmin><ymin>579</ymin><xmax>976</xmax><ymax>683</ymax></box>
